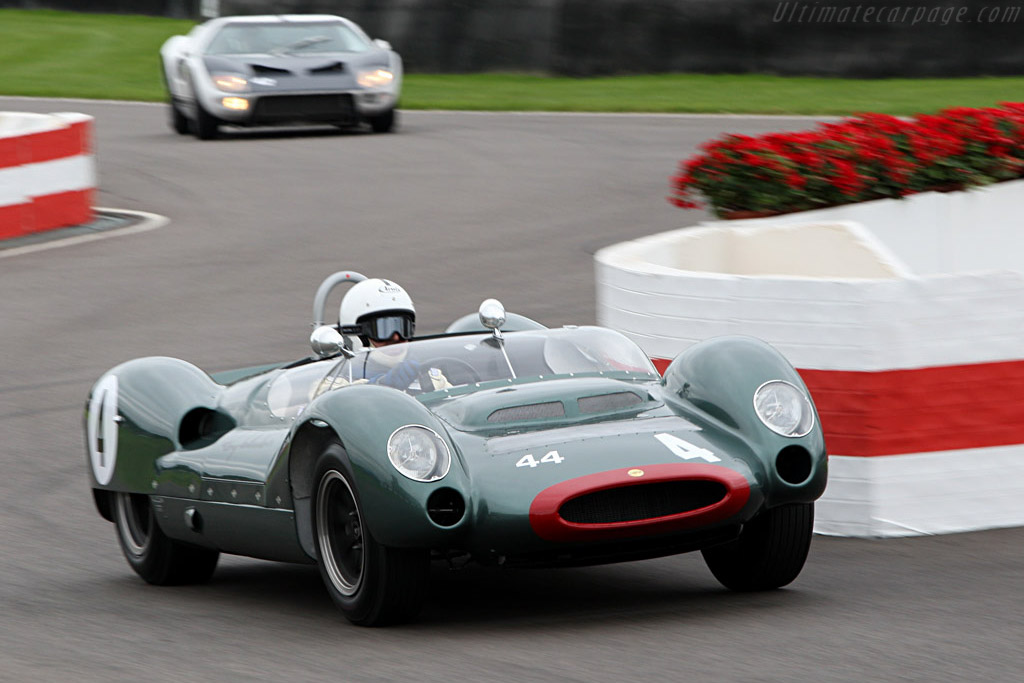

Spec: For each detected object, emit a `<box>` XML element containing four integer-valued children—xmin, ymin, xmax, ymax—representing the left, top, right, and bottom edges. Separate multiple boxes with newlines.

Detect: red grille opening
<box><xmin>558</xmin><ymin>481</ymin><xmax>726</xmax><ymax>524</ymax></box>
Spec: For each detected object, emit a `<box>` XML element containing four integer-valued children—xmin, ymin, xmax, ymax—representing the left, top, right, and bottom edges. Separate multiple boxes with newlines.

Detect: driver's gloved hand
<box><xmin>375</xmin><ymin>359</ymin><xmax>421</xmax><ymax>389</ymax></box>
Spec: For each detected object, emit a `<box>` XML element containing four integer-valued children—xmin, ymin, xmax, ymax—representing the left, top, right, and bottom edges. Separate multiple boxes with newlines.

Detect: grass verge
<box><xmin>1</xmin><ymin>9</ymin><xmax>1022</xmax><ymax>115</ymax></box>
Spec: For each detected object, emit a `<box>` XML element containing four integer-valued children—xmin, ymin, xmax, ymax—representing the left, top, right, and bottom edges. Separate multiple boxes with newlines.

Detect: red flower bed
<box><xmin>669</xmin><ymin>104</ymin><xmax>1024</xmax><ymax>218</ymax></box>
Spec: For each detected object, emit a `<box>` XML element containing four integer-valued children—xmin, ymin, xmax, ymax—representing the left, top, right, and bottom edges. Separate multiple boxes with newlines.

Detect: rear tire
<box><xmin>702</xmin><ymin>503</ymin><xmax>814</xmax><ymax>591</ymax></box>
<box><xmin>114</xmin><ymin>492</ymin><xmax>219</xmax><ymax>585</ymax></box>
<box><xmin>312</xmin><ymin>443</ymin><xmax>429</xmax><ymax>626</ymax></box>
<box><xmin>367</xmin><ymin>108</ymin><xmax>396</xmax><ymax>133</ymax></box>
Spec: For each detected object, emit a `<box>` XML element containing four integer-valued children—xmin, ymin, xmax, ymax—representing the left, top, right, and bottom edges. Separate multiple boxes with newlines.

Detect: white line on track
<box><xmin>0</xmin><ymin>208</ymin><xmax>168</xmax><ymax>259</ymax></box>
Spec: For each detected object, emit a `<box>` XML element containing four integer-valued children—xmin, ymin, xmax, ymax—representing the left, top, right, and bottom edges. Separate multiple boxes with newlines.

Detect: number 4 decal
<box><xmin>516</xmin><ymin>450</ymin><xmax>564</xmax><ymax>468</ymax></box>
<box><xmin>654</xmin><ymin>433</ymin><xmax>720</xmax><ymax>462</ymax></box>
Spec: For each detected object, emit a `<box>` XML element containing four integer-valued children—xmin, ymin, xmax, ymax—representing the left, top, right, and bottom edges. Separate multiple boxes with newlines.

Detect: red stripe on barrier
<box><xmin>26</xmin><ymin>123</ymin><xmax>86</xmax><ymax>163</ymax></box>
<box><xmin>0</xmin><ymin>135</ymin><xmax>27</xmax><ymax>168</ymax></box>
<box><xmin>650</xmin><ymin>356</ymin><xmax>1024</xmax><ymax>457</ymax></box>
<box><xmin>68</xmin><ymin>119</ymin><xmax>92</xmax><ymax>155</ymax></box>
<box><xmin>31</xmin><ymin>189</ymin><xmax>93</xmax><ymax>232</ymax></box>
<box><xmin>0</xmin><ymin>202</ymin><xmax>29</xmax><ymax>239</ymax></box>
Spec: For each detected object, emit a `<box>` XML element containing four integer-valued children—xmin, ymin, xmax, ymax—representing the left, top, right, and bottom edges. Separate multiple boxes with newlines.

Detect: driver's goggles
<box><xmin>362</xmin><ymin>315</ymin><xmax>415</xmax><ymax>342</ymax></box>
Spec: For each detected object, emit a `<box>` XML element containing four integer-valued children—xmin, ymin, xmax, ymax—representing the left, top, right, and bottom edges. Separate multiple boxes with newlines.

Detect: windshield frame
<box><xmin>313</xmin><ymin>326</ymin><xmax>659</xmax><ymax>400</ymax></box>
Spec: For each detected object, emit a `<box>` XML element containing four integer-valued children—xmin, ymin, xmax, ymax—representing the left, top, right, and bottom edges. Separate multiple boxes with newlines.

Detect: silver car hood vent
<box><xmin>308</xmin><ymin>61</ymin><xmax>345</xmax><ymax>74</ymax></box>
<box><xmin>250</xmin><ymin>63</ymin><xmax>292</xmax><ymax>75</ymax></box>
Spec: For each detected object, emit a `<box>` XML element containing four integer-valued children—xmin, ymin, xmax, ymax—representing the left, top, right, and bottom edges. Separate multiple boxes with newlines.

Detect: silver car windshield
<box><xmin>314</xmin><ymin>327</ymin><xmax>658</xmax><ymax>398</ymax></box>
<box><xmin>205</xmin><ymin>23</ymin><xmax>371</xmax><ymax>55</ymax></box>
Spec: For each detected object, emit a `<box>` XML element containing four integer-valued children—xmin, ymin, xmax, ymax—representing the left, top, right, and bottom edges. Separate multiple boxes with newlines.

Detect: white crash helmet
<box><xmin>339</xmin><ymin>278</ymin><xmax>416</xmax><ymax>343</ymax></box>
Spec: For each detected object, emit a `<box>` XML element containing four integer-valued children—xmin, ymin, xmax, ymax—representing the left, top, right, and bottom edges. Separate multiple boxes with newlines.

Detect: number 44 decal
<box><xmin>654</xmin><ymin>433</ymin><xmax>720</xmax><ymax>462</ymax></box>
<box><xmin>516</xmin><ymin>450</ymin><xmax>564</xmax><ymax>468</ymax></box>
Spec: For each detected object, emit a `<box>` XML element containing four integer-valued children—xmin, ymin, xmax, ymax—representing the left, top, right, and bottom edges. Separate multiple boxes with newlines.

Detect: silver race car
<box><xmin>160</xmin><ymin>14</ymin><xmax>402</xmax><ymax>139</ymax></box>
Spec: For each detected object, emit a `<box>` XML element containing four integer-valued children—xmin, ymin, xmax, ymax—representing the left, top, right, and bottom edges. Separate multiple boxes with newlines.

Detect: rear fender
<box><xmin>84</xmin><ymin>357</ymin><xmax>222</xmax><ymax>495</ymax></box>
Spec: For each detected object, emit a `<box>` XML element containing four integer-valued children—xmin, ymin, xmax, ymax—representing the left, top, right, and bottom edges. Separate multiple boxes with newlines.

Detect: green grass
<box><xmin>399</xmin><ymin>73</ymin><xmax>1024</xmax><ymax>115</ymax></box>
<box><xmin>2</xmin><ymin>9</ymin><xmax>1023</xmax><ymax>115</ymax></box>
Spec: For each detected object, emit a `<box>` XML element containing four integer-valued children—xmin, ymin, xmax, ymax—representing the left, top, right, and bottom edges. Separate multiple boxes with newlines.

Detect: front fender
<box><xmin>290</xmin><ymin>384</ymin><xmax>471</xmax><ymax>552</ymax></box>
<box><xmin>658</xmin><ymin>336</ymin><xmax>827</xmax><ymax>507</ymax></box>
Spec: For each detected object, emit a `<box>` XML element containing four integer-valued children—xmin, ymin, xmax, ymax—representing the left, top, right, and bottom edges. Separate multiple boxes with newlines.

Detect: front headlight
<box><xmin>753</xmin><ymin>380</ymin><xmax>815</xmax><ymax>437</ymax></box>
<box><xmin>357</xmin><ymin>68</ymin><xmax>394</xmax><ymax>88</ymax></box>
<box><xmin>211</xmin><ymin>73</ymin><xmax>248</xmax><ymax>92</ymax></box>
<box><xmin>387</xmin><ymin>425</ymin><xmax>450</xmax><ymax>482</ymax></box>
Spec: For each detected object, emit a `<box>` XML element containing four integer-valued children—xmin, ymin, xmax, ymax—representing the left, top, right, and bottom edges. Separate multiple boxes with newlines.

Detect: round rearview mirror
<box><xmin>310</xmin><ymin>326</ymin><xmax>345</xmax><ymax>358</ymax></box>
<box><xmin>478</xmin><ymin>299</ymin><xmax>506</xmax><ymax>331</ymax></box>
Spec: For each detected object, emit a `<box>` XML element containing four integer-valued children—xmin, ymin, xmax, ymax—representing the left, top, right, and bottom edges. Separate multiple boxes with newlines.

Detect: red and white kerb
<box><xmin>0</xmin><ymin>112</ymin><xmax>95</xmax><ymax>240</ymax></box>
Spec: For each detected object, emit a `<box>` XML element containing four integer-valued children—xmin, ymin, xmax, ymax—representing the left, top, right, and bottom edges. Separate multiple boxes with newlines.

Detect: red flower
<box><xmin>669</xmin><ymin>103</ymin><xmax>1024</xmax><ymax>216</ymax></box>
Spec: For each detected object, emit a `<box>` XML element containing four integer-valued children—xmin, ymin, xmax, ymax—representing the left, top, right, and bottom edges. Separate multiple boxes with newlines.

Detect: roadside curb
<box><xmin>0</xmin><ymin>207</ymin><xmax>168</xmax><ymax>259</ymax></box>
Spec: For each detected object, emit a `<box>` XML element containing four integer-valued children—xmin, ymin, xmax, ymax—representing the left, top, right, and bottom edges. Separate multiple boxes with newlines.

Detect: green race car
<box><xmin>84</xmin><ymin>271</ymin><xmax>827</xmax><ymax>626</ymax></box>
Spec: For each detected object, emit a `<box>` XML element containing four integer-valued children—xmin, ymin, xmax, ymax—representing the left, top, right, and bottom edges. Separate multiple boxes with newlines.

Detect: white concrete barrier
<box><xmin>0</xmin><ymin>112</ymin><xmax>96</xmax><ymax>240</ymax></box>
<box><xmin>701</xmin><ymin>179</ymin><xmax>1024</xmax><ymax>276</ymax></box>
<box><xmin>596</xmin><ymin>217</ymin><xmax>1024</xmax><ymax>537</ymax></box>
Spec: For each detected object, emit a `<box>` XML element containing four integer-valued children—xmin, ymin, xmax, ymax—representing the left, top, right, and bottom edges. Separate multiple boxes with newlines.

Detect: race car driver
<box><xmin>338</xmin><ymin>278</ymin><xmax>451</xmax><ymax>391</ymax></box>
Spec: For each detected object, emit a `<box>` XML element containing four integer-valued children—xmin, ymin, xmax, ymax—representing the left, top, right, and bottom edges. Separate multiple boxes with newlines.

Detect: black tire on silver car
<box><xmin>701</xmin><ymin>503</ymin><xmax>814</xmax><ymax>591</ymax></box>
<box><xmin>367</xmin><ymin>108</ymin><xmax>396</xmax><ymax>133</ymax></box>
<box><xmin>194</xmin><ymin>101</ymin><xmax>220</xmax><ymax>140</ymax></box>
<box><xmin>312</xmin><ymin>443</ymin><xmax>429</xmax><ymax>626</ymax></box>
<box><xmin>113</xmin><ymin>492</ymin><xmax>219</xmax><ymax>585</ymax></box>
<box><xmin>169</xmin><ymin>100</ymin><xmax>189</xmax><ymax>135</ymax></box>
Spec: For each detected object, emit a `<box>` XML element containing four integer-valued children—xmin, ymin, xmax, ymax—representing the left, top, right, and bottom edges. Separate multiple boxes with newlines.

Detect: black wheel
<box><xmin>169</xmin><ymin>100</ymin><xmax>189</xmax><ymax>135</ymax></box>
<box><xmin>312</xmin><ymin>443</ymin><xmax>429</xmax><ymax>626</ymax></box>
<box><xmin>702</xmin><ymin>503</ymin><xmax>814</xmax><ymax>591</ymax></box>
<box><xmin>113</xmin><ymin>492</ymin><xmax>219</xmax><ymax>585</ymax></box>
<box><xmin>367</xmin><ymin>108</ymin><xmax>396</xmax><ymax>133</ymax></box>
<box><xmin>194</xmin><ymin>101</ymin><xmax>220</xmax><ymax>140</ymax></box>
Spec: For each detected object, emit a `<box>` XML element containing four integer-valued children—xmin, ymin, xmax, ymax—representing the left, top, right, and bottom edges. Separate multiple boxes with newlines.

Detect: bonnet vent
<box><xmin>250</xmin><ymin>63</ymin><xmax>292</xmax><ymax>75</ymax></box>
<box><xmin>308</xmin><ymin>62</ymin><xmax>345</xmax><ymax>74</ymax></box>
<box><xmin>488</xmin><ymin>401</ymin><xmax>565</xmax><ymax>423</ymax></box>
<box><xmin>577</xmin><ymin>392</ymin><xmax>642</xmax><ymax>414</ymax></box>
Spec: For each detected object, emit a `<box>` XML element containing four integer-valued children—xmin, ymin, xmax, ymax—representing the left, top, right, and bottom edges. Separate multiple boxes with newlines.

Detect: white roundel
<box><xmin>87</xmin><ymin>374</ymin><xmax>119</xmax><ymax>485</ymax></box>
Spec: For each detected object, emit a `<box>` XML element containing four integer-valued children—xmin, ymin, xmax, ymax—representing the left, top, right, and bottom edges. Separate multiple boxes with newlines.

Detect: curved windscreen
<box><xmin>205</xmin><ymin>22</ymin><xmax>371</xmax><ymax>56</ymax></box>
<box><xmin>314</xmin><ymin>327</ymin><xmax>657</xmax><ymax>398</ymax></box>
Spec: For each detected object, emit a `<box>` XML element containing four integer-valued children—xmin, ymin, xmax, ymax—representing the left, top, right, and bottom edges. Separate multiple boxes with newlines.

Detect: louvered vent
<box><xmin>487</xmin><ymin>401</ymin><xmax>565</xmax><ymax>423</ymax></box>
<box><xmin>250</xmin><ymin>64</ymin><xmax>291</xmax><ymax>75</ymax></box>
<box><xmin>309</xmin><ymin>62</ymin><xmax>345</xmax><ymax>74</ymax></box>
<box><xmin>559</xmin><ymin>481</ymin><xmax>726</xmax><ymax>523</ymax></box>
<box><xmin>577</xmin><ymin>392</ymin><xmax>642</xmax><ymax>414</ymax></box>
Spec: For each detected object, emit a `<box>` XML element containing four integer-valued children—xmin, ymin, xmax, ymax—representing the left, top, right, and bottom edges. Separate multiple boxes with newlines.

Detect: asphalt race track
<box><xmin>1</xmin><ymin>97</ymin><xmax>1021</xmax><ymax>682</ymax></box>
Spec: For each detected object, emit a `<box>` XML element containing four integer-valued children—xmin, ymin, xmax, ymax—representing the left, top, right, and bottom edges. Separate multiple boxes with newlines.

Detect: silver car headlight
<box><xmin>357</xmin><ymin>67</ymin><xmax>394</xmax><ymax>88</ymax></box>
<box><xmin>211</xmin><ymin>73</ymin><xmax>248</xmax><ymax>92</ymax></box>
<box><xmin>387</xmin><ymin>425</ymin><xmax>450</xmax><ymax>482</ymax></box>
<box><xmin>753</xmin><ymin>380</ymin><xmax>815</xmax><ymax>437</ymax></box>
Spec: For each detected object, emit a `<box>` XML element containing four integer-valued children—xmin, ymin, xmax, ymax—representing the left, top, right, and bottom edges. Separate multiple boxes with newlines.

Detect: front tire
<box><xmin>367</xmin><ymin>108</ymin><xmax>396</xmax><ymax>133</ymax></box>
<box><xmin>114</xmin><ymin>492</ymin><xmax>219</xmax><ymax>585</ymax></box>
<box><xmin>169</xmin><ymin>100</ymin><xmax>189</xmax><ymax>135</ymax></box>
<box><xmin>194</xmin><ymin>101</ymin><xmax>220</xmax><ymax>140</ymax></box>
<box><xmin>702</xmin><ymin>503</ymin><xmax>814</xmax><ymax>591</ymax></box>
<box><xmin>312</xmin><ymin>443</ymin><xmax>429</xmax><ymax>626</ymax></box>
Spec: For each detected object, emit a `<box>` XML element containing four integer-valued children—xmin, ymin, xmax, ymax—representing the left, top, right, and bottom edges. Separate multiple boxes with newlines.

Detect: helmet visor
<box><xmin>364</xmin><ymin>314</ymin><xmax>415</xmax><ymax>342</ymax></box>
